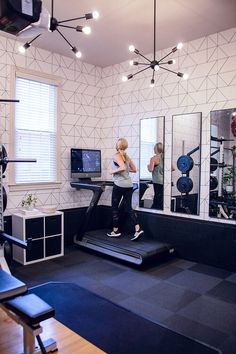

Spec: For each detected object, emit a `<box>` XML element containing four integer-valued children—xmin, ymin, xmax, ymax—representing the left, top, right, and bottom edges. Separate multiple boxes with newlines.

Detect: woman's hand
<box><xmin>109</xmin><ymin>168</ymin><xmax>114</xmax><ymax>175</ymax></box>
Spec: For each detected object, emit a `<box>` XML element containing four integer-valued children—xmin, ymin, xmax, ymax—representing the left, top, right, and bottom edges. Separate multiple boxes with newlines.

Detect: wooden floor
<box><xmin>0</xmin><ymin>309</ymin><xmax>106</xmax><ymax>354</ymax></box>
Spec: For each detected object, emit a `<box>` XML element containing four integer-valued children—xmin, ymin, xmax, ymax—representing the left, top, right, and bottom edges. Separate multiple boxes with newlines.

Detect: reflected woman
<box><xmin>147</xmin><ymin>142</ymin><xmax>164</xmax><ymax>210</ymax></box>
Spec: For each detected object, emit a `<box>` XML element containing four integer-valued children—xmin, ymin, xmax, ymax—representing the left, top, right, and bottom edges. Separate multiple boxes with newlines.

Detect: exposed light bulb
<box><xmin>129</xmin><ymin>45</ymin><xmax>135</xmax><ymax>52</ymax></box>
<box><xmin>72</xmin><ymin>47</ymin><xmax>82</xmax><ymax>58</ymax></box>
<box><xmin>75</xmin><ymin>51</ymin><xmax>82</xmax><ymax>58</ymax></box>
<box><xmin>168</xmin><ymin>59</ymin><xmax>176</xmax><ymax>65</ymax></box>
<box><xmin>154</xmin><ymin>65</ymin><xmax>160</xmax><ymax>71</ymax></box>
<box><xmin>150</xmin><ymin>79</ymin><xmax>155</xmax><ymax>88</ymax></box>
<box><xmin>177</xmin><ymin>42</ymin><xmax>183</xmax><ymax>50</ymax></box>
<box><xmin>82</xmin><ymin>26</ymin><xmax>91</xmax><ymax>35</ymax></box>
<box><xmin>129</xmin><ymin>60</ymin><xmax>134</xmax><ymax>66</ymax></box>
<box><xmin>122</xmin><ymin>76</ymin><xmax>128</xmax><ymax>82</ymax></box>
<box><xmin>18</xmin><ymin>45</ymin><xmax>26</xmax><ymax>54</ymax></box>
<box><xmin>92</xmin><ymin>11</ymin><xmax>99</xmax><ymax>19</ymax></box>
<box><xmin>183</xmin><ymin>73</ymin><xmax>188</xmax><ymax>80</ymax></box>
<box><xmin>18</xmin><ymin>43</ymin><xmax>30</xmax><ymax>54</ymax></box>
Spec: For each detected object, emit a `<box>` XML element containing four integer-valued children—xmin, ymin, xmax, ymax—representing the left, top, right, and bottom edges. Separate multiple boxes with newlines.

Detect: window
<box><xmin>14</xmin><ymin>74</ymin><xmax>58</xmax><ymax>185</ymax></box>
<box><xmin>140</xmin><ymin>118</ymin><xmax>158</xmax><ymax>179</ymax></box>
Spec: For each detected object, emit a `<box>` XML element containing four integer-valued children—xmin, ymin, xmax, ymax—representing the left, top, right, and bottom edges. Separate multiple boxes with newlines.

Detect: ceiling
<box><xmin>4</xmin><ymin>0</ymin><xmax>236</xmax><ymax>67</ymax></box>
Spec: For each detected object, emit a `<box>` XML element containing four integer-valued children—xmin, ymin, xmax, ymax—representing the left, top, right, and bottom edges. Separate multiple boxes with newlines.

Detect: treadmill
<box><xmin>70</xmin><ymin>181</ymin><xmax>174</xmax><ymax>265</ymax></box>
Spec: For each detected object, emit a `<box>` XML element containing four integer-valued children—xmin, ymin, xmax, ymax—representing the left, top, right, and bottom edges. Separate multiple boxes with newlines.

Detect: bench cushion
<box><xmin>0</xmin><ymin>269</ymin><xmax>27</xmax><ymax>301</ymax></box>
<box><xmin>4</xmin><ymin>293</ymin><xmax>55</xmax><ymax>325</ymax></box>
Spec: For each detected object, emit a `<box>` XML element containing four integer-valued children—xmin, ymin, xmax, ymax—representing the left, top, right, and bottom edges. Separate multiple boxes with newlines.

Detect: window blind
<box><xmin>14</xmin><ymin>76</ymin><xmax>57</xmax><ymax>184</ymax></box>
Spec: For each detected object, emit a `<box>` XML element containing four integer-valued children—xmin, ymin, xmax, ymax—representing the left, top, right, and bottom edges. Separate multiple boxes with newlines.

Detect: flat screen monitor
<box><xmin>71</xmin><ymin>148</ymin><xmax>101</xmax><ymax>180</ymax></box>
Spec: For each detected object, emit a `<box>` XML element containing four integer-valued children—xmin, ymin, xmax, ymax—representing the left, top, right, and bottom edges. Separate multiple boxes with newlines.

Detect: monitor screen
<box><xmin>71</xmin><ymin>148</ymin><xmax>101</xmax><ymax>179</ymax></box>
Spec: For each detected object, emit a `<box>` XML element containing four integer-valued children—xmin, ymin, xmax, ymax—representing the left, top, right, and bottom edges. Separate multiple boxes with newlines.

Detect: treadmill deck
<box><xmin>75</xmin><ymin>229</ymin><xmax>174</xmax><ymax>265</ymax></box>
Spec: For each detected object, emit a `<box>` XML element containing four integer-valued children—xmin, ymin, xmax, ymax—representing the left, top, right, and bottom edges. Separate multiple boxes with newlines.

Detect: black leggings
<box><xmin>112</xmin><ymin>184</ymin><xmax>139</xmax><ymax>229</ymax></box>
<box><xmin>152</xmin><ymin>183</ymin><xmax>164</xmax><ymax>210</ymax></box>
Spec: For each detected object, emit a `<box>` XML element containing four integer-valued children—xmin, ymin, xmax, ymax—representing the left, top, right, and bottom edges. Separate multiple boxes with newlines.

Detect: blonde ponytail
<box><xmin>116</xmin><ymin>138</ymin><xmax>129</xmax><ymax>161</ymax></box>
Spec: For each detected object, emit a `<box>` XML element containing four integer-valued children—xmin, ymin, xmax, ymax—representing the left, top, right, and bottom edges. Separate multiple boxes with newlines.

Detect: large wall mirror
<box><xmin>139</xmin><ymin>116</ymin><xmax>164</xmax><ymax>210</ymax></box>
<box><xmin>209</xmin><ymin>108</ymin><xmax>236</xmax><ymax>220</ymax></box>
<box><xmin>171</xmin><ymin>113</ymin><xmax>202</xmax><ymax>215</ymax></box>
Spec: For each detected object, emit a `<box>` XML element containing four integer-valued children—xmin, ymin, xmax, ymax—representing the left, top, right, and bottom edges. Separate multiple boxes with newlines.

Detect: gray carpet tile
<box><xmin>225</xmin><ymin>273</ymin><xmax>236</xmax><ymax>283</ymax></box>
<box><xmin>136</xmin><ymin>281</ymin><xmax>200</xmax><ymax>312</ymax></box>
<box><xmin>101</xmin><ymin>270</ymin><xmax>160</xmax><ymax>295</ymax></box>
<box><xmin>219</xmin><ymin>335</ymin><xmax>236</xmax><ymax>354</ymax></box>
<box><xmin>178</xmin><ymin>295</ymin><xmax>236</xmax><ymax>335</ymax></box>
<box><xmin>146</xmin><ymin>263</ymin><xmax>184</xmax><ymax>279</ymax></box>
<box><xmin>163</xmin><ymin>314</ymin><xmax>228</xmax><ymax>348</ymax></box>
<box><xmin>167</xmin><ymin>270</ymin><xmax>223</xmax><ymax>294</ymax></box>
<box><xmin>67</xmin><ymin>259</ymin><xmax>126</xmax><ymax>281</ymax></box>
<box><xmin>189</xmin><ymin>264</ymin><xmax>232</xmax><ymax>279</ymax></box>
<box><xmin>207</xmin><ymin>281</ymin><xmax>236</xmax><ymax>305</ymax></box>
<box><xmin>169</xmin><ymin>258</ymin><xmax>197</xmax><ymax>269</ymax></box>
<box><xmin>118</xmin><ymin>296</ymin><xmax>173</xmax><ymax>324</ymax></box>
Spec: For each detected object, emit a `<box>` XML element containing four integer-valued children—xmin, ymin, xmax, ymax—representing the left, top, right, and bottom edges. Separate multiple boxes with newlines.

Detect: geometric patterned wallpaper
<box><xmin>0</xmin><ymin>26</ymin><xmax>236</xmax><ymax>225</ymax></box>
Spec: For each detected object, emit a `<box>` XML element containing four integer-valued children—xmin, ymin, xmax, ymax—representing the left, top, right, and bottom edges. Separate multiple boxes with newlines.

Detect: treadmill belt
<box><xmin>75</xmin><ymin>229</ymin><xmax>173</xmax><ymax>265</ymax></box>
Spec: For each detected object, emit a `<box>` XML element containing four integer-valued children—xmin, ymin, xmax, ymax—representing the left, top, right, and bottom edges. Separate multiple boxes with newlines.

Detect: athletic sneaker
<box><xmin>107</xmin><ymin>230</ymin><xmax>121</xmax><ymax>237</ymax></box>
<box><xmin>131</xmin><ymin>229</ymin><xmax>144</xmax><ymax>241</ymax></box>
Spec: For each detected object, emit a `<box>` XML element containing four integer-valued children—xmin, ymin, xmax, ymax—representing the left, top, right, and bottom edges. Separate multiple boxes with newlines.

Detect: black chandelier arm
<box><xmin>27</xmin><ymin>34</ymin><xmax>41</xmax><ymax>45</ymax></box>
<box><xmin>57</xmin><ymin>24</ymin><xmax>77</xmax><ymax>30</ymax></box>
<box><xmin>57</xmin><ymin>16</ymin><xmax>87</xmax><ymax>24</ymax></box>
<box><xmin>137</xmin><ymin>51</ymin><xmax>152</xmax><ymax>63</ymax></box>
<box><xmin>154</xmin><ymin>0</ymin><xmax>156</xmax><ymax>61</ymax></box>
<box><xmin>135</xmin><ymin>62</ymin><xmax>151</xmax><ymax>66</ymax></box>
<box><xmin>130</xmin><ymin>66</ymin><xmax>150</xmax><ymax>78</ymax></box>
<box><xmin>56</xmin><ymin>28</ymin><xmax>74</xmax><ymax>48</ymax></box>
<box><xmin>158</xmin><ymin>65</ymin><xmax>179</xmax><ymax>75</ymax></box>
<box><xmin>51</xmin><ymin>0</ymin><xmax>54</xmax><ymax>20</ymax></box>
<box><xmin>158</xmin><ymin>49</ymin><xmax>175</xmax><ymax>63</ymax></box>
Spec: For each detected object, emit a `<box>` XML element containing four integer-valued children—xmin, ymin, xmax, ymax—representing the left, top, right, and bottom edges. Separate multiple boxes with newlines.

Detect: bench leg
<box><xmin>22</xmin><ymin>324</ymin><xmax>57</xmax><ymax>353</ymax></box>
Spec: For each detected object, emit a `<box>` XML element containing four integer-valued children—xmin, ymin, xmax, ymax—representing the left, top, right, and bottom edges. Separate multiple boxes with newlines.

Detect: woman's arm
<box><xmin>127</xmin><ymin>156</ymin><xmax>137</xmax><ymax>173</ymax></box>
<box><xmin>109</xmin><ymin>154</ymin><xmax>126</xmax><ymax>175</ymax></box>
<box><xmin>147</xmin><ymin>155</ymin><xmax>160</xmax><ymax>172</ymax></box>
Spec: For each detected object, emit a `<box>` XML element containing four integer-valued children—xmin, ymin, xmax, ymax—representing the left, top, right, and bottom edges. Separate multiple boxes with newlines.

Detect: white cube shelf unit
<box><xmin>12</xmin><ymin>211</ymin><xmax>64</xmax><ymax>265</ymax></box>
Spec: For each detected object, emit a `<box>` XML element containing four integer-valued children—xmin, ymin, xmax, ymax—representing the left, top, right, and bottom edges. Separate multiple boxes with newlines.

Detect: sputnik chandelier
<box><xmin>18</xmin><ymin>0</ymin><xmax>99</xmax><ymax>59</ymax></box>
<box><xmin>122</xmin><ymin>0</ymin><xmax>188</xmax><ymax>87</ymax></box>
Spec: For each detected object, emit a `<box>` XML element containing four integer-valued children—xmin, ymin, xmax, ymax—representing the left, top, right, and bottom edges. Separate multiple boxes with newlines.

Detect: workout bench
<box><xmin>0</xmin><ymin>268</ymin><xmax>57</xmax><ymax>354</ymax></box>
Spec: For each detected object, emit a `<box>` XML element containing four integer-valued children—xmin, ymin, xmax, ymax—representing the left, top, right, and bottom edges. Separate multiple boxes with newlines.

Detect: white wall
<box><xmin>99</xmin><ymin>27</ymin><xmax>236</xmax><ymax>224</ymax></box>
<box><xmin>1</xmin><ymin>26</ymin><xmax>236</xmax><ymax>224</ymax></box>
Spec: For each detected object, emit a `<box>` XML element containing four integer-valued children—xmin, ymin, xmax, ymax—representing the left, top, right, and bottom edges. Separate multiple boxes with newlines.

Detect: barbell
<box><xmin>177</xmin><ymin>176</ymin><xmax>193</xmax><ymax>194</ymax></box>
<box><xmin>0</xmin><ymin>145</ymin><xmax>36</xmax><ymax>174</ymax></box>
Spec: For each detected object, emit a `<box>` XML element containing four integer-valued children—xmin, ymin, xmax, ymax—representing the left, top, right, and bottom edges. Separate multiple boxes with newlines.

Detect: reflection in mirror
<box><xmin>209</xmin><ymin>108</ymin><xmax>236</xmax><ymax>220</ymax></box>
<box><xmin>171</xmin><ymin>113</ymin><xmax>202</xmax><ymax>215</ymax></box>
<box><xmin>139</xmin><ymin>116</ymin><xmax>164</xmax><ymax>210</ymax></box>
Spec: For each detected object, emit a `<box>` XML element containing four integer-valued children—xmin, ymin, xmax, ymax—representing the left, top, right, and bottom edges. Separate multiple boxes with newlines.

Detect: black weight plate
<box><xmin>177</xmin><ymin>176</ymin><xmax>193</xmax><ymax>193</ymax></box>
<box><xmin>0</xmin><ymin>145</ymin><xmax>7</xmax><ymax>173</ymax></box>
<box><xmin>210</xmin><ymin>176</ymin><xmax>218</xmax><ymax>190</ymax></box>
<box><xmin>210</xmin><ymin>157</ymin><xmax>218</xmax><ymax>172</ymax></box>
<box><xmin>3</xmin><ymin>185</ymin><xmax>7</xmax><ymax>212</ymax></box>
<box><xmin>177</xmin><ymin>155</ymin><xmax>194</xmax><ymax>173</ymax></box>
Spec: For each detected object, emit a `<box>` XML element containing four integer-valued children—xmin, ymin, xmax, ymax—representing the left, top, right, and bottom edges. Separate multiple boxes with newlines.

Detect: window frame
<box><xmin>8</xmin><ymin>67</ymin><xmax>61</xmax><ymax>191</ymax></box>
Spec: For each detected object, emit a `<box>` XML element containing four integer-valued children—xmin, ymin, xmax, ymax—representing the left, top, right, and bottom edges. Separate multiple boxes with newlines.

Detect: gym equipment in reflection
<box><xmin>209</xmin><ymin>136</ymin><xmax>236</xmax><ymax>219</ymax></box>
<box><xmin>173</xmin><ymin>146</ymin><xmax>199</xmax><ymax>214</ymax></box>
<box><xmin>0</xmin><ymin>144</ymin><xmax>36</xmax><ymax>272</ymax></box>
<box><xmin>71</xmin><ymin>180</ymin><xmax>174</xmax><ymax>265</ymax></box>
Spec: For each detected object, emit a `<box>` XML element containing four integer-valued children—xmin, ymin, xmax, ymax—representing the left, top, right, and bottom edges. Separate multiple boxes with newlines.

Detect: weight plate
<box><xmin>0</xmin><ymin>145</ymin><xmax>7</xmax><ymax>173</ymax></box>
<box><xmin>210</xmin><ymin>157</ymin><xmax>218</xmax><ymax>172</ymax></box>
<box><xmin>177</xmin><ymin>155</ymin><xmax>194</xmax><ymax>173</ymax></box>
<box><xmin>177</xmin><ymin>176</ymin><xmax>193</xmax><ymax>193</ymax></box>
<box><xmin>210</xmin><ymin>176</ymin><xmax>218</xmax><ymax>190</ymax></box>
